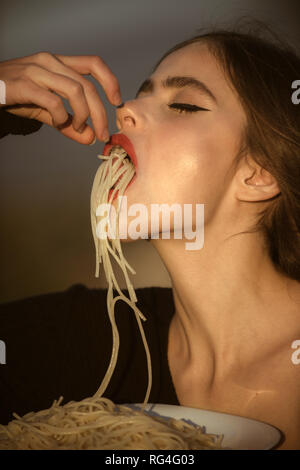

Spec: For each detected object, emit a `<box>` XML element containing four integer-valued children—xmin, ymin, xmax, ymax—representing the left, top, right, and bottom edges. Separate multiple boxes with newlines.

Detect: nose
<box><xmin>116</xmin><ymin>100</ymin><xmax>143</xmax><ymax>130</ymax></box>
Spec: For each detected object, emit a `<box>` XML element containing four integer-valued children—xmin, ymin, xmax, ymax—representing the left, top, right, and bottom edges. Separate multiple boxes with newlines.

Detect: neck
<box><xmin>151</xmin><ymin>227</ymin><xmax>298</xmax><ymax>378</ymax></box>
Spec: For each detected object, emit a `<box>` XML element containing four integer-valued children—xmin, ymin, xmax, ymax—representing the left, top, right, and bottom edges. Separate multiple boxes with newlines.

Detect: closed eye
<box><xmin>168</xmin><ymin>103</ymin><xmax>210</xmax><ymax>113</ymax></box>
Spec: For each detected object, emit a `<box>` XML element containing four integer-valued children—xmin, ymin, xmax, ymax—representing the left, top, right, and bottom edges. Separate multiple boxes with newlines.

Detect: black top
<box><xmin>0</xmin><ymin>110</ymin><xmax>179</xmax><ymax>424</ymax></box>
<box><xmin>0</xmin><ymin>108</ymin><xmax>43</xmax><ymax>139</ymax></box>
<box><xmin>0</xmin><ymin>285</ymin><xmax>179</xmax><ymax>424</ymax></box>
<box><xmin>0</xmin><ymin>284</ymin><xmax>179</xmax><ymax>425</ymax></box>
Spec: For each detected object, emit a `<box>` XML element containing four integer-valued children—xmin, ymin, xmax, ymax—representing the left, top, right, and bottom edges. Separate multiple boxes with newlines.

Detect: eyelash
<box><xmin>168</xmin><ymin>103</ymin><xmax>209</xmax><ymax>113</ymax></box>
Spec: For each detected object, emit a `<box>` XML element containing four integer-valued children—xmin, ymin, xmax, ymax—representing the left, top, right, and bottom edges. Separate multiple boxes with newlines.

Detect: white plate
<box><xmin>129</xmin><ymin>404</ymin><xmax>282</xmax><ymax>450</ymax></box>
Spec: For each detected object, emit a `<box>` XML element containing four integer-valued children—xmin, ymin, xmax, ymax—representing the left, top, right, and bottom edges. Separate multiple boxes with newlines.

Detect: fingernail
<box><xmin>89</xmin><ymin>136</ymin><xmax>97</xmax><ymax>146</ymax></box>
<box><xmin>77</xmin><ymin>123</ymin><xmax>87</xmax><ymax>134</ymax></box>
<box><xmin>102</xmin><ymin>130</ymin><xmax>110</xmax><ymax>142</ymax></box>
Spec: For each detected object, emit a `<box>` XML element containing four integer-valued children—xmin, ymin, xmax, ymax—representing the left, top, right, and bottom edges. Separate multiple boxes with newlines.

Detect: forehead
<box><xmin>154</xmin><ymin>43</ymin><xmax>224</xmax><ymax>84</ymax></box>
<box><xmin>153</xmin><ymin>42</ymin><xmax>244</xmax><ymax>113</ymax></box>
<box><xmin>157</xmin><ymin>42</ymin><xmax>218</xmax><ymax>69</ymax></box>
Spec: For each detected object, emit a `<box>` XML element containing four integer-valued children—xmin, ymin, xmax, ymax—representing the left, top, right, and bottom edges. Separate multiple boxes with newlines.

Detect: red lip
<box><xmin>103</xmin><ymin>134</ymin><xmax>138</xmax><ymax>170</ymax></box>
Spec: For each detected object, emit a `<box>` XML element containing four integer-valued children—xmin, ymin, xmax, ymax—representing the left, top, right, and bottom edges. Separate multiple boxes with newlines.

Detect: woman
<box><xmin>0</xmin><ymin>25</ymin><xmax>299</xmax><ymax>449</ymax></box>
<box><xmin>115</xmin><ymin>28</ymin><xmax>300</xmax><ymax>449</ymax></box>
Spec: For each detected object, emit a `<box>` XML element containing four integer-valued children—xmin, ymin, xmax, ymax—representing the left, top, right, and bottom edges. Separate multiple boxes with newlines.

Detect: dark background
<box><xmin>0</xmin><ymin>0</ymin><xmax>299</xmax><ymax>302</ymax></box>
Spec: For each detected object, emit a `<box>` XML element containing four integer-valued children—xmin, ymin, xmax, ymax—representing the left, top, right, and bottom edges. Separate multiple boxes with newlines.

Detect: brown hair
<box><xmin>153</xmin><ymin>21</ymin><xmax>300</xmax><ymax>281</ymax></box>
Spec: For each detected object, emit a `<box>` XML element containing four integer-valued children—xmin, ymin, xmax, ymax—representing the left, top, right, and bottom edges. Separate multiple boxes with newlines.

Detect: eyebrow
<box><xmin>135</xmin><ymin>75</ymin><xmax>217</xmax><ymax>104</ymax></box>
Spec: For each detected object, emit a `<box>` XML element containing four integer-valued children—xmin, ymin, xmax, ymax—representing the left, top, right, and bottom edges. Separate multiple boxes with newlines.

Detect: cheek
<box><xmin>141</xmin><ymin>116</ymin><xmax>237</xmax><ymax>204</ymax></box>
<box><xmin>185</xmin><ymin>117</ymin><xmax>241</xmax><ymax>191</ymax></box>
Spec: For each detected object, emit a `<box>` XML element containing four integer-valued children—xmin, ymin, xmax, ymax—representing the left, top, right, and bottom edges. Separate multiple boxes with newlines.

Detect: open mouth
<box><xmin>109</xmin><ymin>145</ymin><xmax>134</xmax><ymax>188</ymax></box>
<box><xmin>103</xmin><ymin>134</ymin><xmax>138</xmax><ymax>170</ymax></box>
<box><xmin>102</xmin><ymin>134</ymin><xmax>138</xmax><ymax>202</ymax></box>
<box><xmin>107</xmin><ymin>145</ymin><xmax>137</xmax><ymax>199</ymax></box>
<box><xmin>109</xmin><ymin>145</ymin><xmax>132</xmax><ymax>165</ymax></box>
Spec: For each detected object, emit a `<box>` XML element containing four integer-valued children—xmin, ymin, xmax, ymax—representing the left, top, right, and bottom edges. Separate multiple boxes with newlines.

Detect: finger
<box><xmin>16</xmin><ymin>77</ymin><xmax>70</xmax><ymax>128</ymax></box>
<box><xmin>22</xmin><ymin>63</ymin><xmax>91</xmax><ymax>132</ymax></box>
<box><xmin>45</xmin><ymin>54</ymin><xmax>112</xmax><ymax>141</ymax></box>
<box><xmin>53</xmin><ymin>54</ymin><xmax>122</xmax><ymax>106</ymax></box>
<box><xmin>52</xmin><ymin>71</ymin><xmax>109</xmax><ymax>141</ymax></box>
<box><xmin>53</xmin><ymin>112</ymin><xmax>96</xmax><ymax>145</ymax></box>
<box><xmin>7</xmin><ymin>105</ymin><xmax>96</xmax><ymax>145</ymax></box>
<box><xmin>20</xmin><ymin>53</ymin><xmax>111</xmax><ymax>141</ymax></box>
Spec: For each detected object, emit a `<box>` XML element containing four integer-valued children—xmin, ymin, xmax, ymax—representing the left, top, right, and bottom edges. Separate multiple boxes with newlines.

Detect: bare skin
<box><xmin>167</xmin><ymin>272</ymin><xmax>300</xmax><ymax>449</ymax></box>
<box><xmin>0</xmin><ymin>51</ymin><xmax>122</xmax><ymax>143</ymax></box>
<box><xmin>116</xmin><ymin>42</ymin><xmax>300</xmax><ymax>449</ymax></box>
<box><xmin>2</xmin><ymin>43</ymin><xmax>299</xmax><ymax>449</ymax></box>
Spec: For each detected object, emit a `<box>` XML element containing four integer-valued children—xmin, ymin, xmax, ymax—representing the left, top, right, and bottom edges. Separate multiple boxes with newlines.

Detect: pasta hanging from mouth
<box><xmin>0</xmin><ymin>145</ymin><xmax>225</xmax><ymax>450</ymax></box>
<box><xmin>90</xmin><ymin>145</ymin><xmax>152</xmax><ymax>404</ymax></box>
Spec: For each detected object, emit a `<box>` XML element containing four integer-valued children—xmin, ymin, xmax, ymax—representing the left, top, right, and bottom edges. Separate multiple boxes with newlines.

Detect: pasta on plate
<box><xmin>0</xmin><ymin>396</ymin><xmax>224</xmax><ymax>450</ymax></box>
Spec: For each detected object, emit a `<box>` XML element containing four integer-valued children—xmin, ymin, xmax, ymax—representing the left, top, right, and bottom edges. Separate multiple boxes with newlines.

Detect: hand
<box><xmin>0</xmin><ymin>52</ymin><xmax>122</xmax><ymax>144</ymax></box>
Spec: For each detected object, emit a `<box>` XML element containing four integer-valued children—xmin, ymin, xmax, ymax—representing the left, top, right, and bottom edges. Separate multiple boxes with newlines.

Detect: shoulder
<box><xmin>0</xmin><ymin>284</ymin><xmax>96</xmax><ymax>323</ymax></box>
<box><xmin>0</xmin><ymin>284</ymin><xmax>109</xmax><ymax>344</ymax></box>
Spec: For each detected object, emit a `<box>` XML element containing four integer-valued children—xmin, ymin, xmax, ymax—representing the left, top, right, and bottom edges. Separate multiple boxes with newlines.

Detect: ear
<box><xmin>234</xmin><ymin>156</ymin><xmax>281</xmax><ymax>202</ymax></box>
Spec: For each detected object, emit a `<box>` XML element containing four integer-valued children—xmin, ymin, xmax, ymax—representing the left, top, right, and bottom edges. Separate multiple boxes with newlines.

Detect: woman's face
<box><xmin>113</xmin><ymin>42</ymin><xmax>247</xmax><ymax>239</ymax></box>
